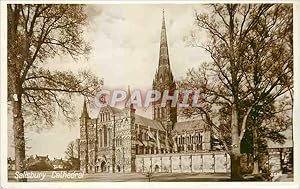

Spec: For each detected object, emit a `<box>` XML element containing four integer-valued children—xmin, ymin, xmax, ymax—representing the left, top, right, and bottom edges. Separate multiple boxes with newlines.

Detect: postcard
<box><xmin>1</xmin><ymin>1</ymin><xmax>298</xmax><ymax>188</ymax></box>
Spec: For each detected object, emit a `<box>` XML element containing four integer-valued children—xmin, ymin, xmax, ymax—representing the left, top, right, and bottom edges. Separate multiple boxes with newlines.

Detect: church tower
<box><xmin>152</xmin><ymin>10</ymin><xmax>177</xmax><ymax>131</ymax></box>
<box><xmin>79</xmin><ymin>99</ymin><xmax>90</xmax><ymax>173</ymax></box>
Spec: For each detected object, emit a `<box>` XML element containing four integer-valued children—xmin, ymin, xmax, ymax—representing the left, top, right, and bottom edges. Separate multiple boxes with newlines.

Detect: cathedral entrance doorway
<box><xmin>116</xmin><ymin>165</ymin><xmax>121</xmax><ymax>172</ymax></box>
<box><xmin>100</xmin><ymin>161</ymin><xmax>106</xmax><ymax>172</ymax></box>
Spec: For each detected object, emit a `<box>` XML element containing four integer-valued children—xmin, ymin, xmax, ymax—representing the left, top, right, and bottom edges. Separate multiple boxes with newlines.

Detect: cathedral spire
<box><xmin>155</xmin><ymin>9</ymin><xmax>174</xmax><ymax>86</ymax></box>
<box><xmin>159</xmin><ymin>9</ymin><xmax>170</xmax><ymax>68</ymax></box>
<box><xmin>152</xmin><ymin>10</ymin><xmax>177</xmax><ymax>124</ymax></box>
<box><xmin>81</xmin><ymin>98</ymin><xmax>89</xmax><ymax>118</ymax></box>
<box><xmin>162</xmin><ymin>9</ymin><xmax>165</xmax><ymax>29</ymax></box>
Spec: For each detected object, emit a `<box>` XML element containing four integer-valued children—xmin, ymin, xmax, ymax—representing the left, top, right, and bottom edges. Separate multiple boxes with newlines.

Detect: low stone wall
<box><xmin>135</xmin><ymin>151</ymin><xmax>230</xmax><ymax>173</ymax></box>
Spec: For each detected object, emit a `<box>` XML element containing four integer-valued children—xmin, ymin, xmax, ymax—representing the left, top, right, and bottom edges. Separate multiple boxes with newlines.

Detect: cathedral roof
<box><xmin>98</xmin><ymin>105</ymin><xmax>122</xmax><ymax>114</ymax></box>
<box><xmin>173</xmin><ymin>119</ymin><xmax>206</xmax><ymax>133</ymax></box>
<box><xmin>96</xmin><ymin>105</ymin><xmax>165</xmax><ymax>131</ymax></box>
<box><xmin>134</xmin><ymin>114</ymin><xmax>165</xmax><ymax>131</ymax></box>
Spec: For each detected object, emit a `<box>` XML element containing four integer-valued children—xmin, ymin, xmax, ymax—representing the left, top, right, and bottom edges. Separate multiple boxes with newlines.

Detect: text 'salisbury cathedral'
<box><xmin>80</xmin><ymin>12</ymin><xmax>230</xmax><ymax>174</ymax></box>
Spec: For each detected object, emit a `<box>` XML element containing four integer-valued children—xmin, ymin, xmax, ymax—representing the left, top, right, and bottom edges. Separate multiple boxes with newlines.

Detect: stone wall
<box><xmin>135</xmin><ymin>151</ymin><xmax>230</xmax><ymax>173</ymax></box>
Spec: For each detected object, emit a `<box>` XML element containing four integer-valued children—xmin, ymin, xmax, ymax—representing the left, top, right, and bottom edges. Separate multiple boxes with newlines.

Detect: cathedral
<box><xmin>79</xmin><ymin>11</ymin><xmax>215</xmax><ymax>173</ymax></box>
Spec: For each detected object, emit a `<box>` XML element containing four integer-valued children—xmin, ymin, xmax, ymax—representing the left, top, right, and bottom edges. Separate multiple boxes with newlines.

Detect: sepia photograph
<box><xmin>0</xmin><ymin>1</ymin><xmax>299</xmax><ymax>188</ymax></box>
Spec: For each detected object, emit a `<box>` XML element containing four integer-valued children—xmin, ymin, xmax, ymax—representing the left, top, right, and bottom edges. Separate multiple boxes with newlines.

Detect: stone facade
<box><xmin>80</xmin><ymin>105</ymin><xmax>137</xmax><ymax>173</ymax></box>
<box><xmin>79</xmin><ymin>11</ymin><xmax>223</xmax><ymax>174</ymax></box>
<box><xmin>79</xmin><ymin>103</ymin><xmax>214</xmax><ymax>173</ymax></box>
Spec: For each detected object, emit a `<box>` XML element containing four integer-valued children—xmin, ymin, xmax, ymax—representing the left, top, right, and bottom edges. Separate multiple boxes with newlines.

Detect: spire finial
<box><xmin>126</xmin><ymin>85</ymin><xmax>132</xmax><ymax>109</ymax></box>
<box><xmin>128</xmin><ymin>85</ymin><xmax>131</xmax><ymax>95</ymax></box>
<box><xmin>161</xmin><ymin>9</ymin><xmax>166</xmax><ymax>30</ymax></box>
<box><xmin>81</xmin><ymin>97</ymin><xmax>89</xmax><ymax>118</ymax></box>
<box><xmin>126</xmin><ymin>85</ymin><xmax>135</xmax><ymax>111</ymax></box>
<box><xmin>83</xmin><ymin>97</ymin><xmax>87</xmax><ymax>110</ymax></box>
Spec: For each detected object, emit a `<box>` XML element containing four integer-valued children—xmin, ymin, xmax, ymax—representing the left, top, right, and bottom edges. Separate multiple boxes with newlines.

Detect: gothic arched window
<box><xmin>108</xmin><ymin>128</ymin><xmax>111</xmax><ymax>146</ymax></box>
<box><xmin>103</xmin><ymin>125</ymin><xmax>107</xmax><ymax>147</ymax></box>
<box><xmin>200</xmin><ymin>136</ymin><xmax>203</xmax><ymax>146</ymax></box>
<box><xmin>99</xmin><ymin>129</ymin><xmax>102</xmax><ymax>147</ymax></box>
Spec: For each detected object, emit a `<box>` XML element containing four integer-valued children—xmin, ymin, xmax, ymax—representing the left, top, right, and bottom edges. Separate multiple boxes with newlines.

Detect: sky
<box><xmin>8</xmin><ymin>4</ymin><xmax>212</xmax><ymax>159</ymax></box>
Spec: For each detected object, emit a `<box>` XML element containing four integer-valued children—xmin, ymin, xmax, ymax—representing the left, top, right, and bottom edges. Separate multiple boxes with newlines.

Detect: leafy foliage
<box><xmin>180</xmin><ymin>4</ymin><xmax>293</xmax><ymax>179</ymax></box>
<box><xmin>7</xmin><ymin>4</ymin><xmax>102</xmax><ymax>177</ymax></box>
<box><xmin>8</xmin><ymin>4</ymin><xmax>103</xmax><ymax>128</ymax></box>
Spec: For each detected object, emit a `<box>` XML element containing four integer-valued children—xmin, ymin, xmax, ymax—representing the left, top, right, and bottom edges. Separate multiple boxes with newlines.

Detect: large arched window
<box><xmin>200</xmin><ymin>135</ymin><xmax>203</xmax><ymax>149</ymax></box>
<box><xmin>99</xmin><ymin>129</ymin><xmax>102</xmax><ymax>147</ymax></box>
<box><xmin>135</xmin><ymin>144</ymin><xmax>139</xmax><ymax>155</ymax></box>
<box><xmin>103</xmin><ymin>125</ymin><xmax>107</xmax><ymax>147</ymax></box>
<box><xmin>108</xmin><ymin>128</ymin><xmax>111</xmax><ymax>146</ymax></box>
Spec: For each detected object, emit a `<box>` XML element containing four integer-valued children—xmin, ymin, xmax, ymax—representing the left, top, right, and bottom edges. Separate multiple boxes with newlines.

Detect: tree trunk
<box><xmin>231</xmin><ymin>105</ymin><xmax>242</xmax><ymax>181</ymax></box>
<box><xmin>78</xmin><ymin>141</ymin><xmax>80</xmax><ymax>160</ymax></box>
<box><xmin>227</xmin><ymin>5</ymin><xmax>242</xmax><ymax>181</ymax></box>
<box><xmin>252</xmin><ymin>125</ymin><xmax>259</xmax><ymax>174</ymax></box>
<box><xmin>12</xmin><ymin>80</ymin><xmax>27</xmax><ymax>182</ymax></box>
<box><xmin>231</xmin><ymin>153</ymin><xmax>241</xmax><ymax>181</ymax></box>
<box><xmin>252</xmin><ymin>160</ymin><xmax>259</xmax><ymax>174</ymax></box>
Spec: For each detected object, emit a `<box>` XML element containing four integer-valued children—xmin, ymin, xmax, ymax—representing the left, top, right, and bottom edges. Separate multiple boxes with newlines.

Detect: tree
<box><xmin>65</xmin><ymin>141</ymin><xmax>75</xmax><ymax>159</ymax></box>
<box><xmin>241</xmin><ymin>5</ymin><xmax>293</xmax><ymax>174</ymax></box>
<box><xmin>65</xmin><ymin>139</ymin><xmax>80</xmax><ymax>170</ymax></box>
<box><xmin>181</xmin><ymin>4</ymin><xmax>293</xmax><ymax>180</ymax></box>
<box><xmin>7</xmin><ymin>5</ymin><xmax>102</xmax><ymax>181</ymax></box>
<box><xmin>65</xmin><ymin>139</ymin><xmax>80</xmax><ymax>159</ymax></box>
<box><xmin>240</xmin><ymin>97</ymin><xmax>290</xmax><ymax>174</ymax></box>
